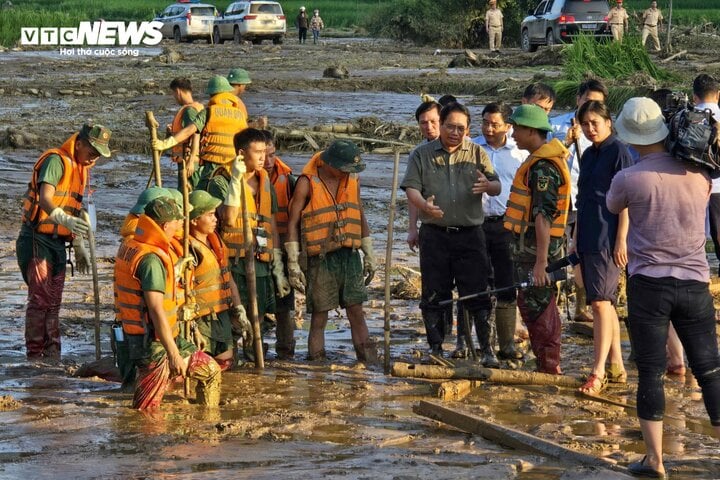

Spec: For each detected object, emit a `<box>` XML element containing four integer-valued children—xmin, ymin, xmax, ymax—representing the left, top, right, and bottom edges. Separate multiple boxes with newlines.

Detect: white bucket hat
<box><xmin>615</xmin><ymin>97</ymin><xmax>669</xmax><ymax>145</ymax></box>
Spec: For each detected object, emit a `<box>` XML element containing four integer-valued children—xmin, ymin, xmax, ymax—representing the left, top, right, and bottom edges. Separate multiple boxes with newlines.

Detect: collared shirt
<box><xmin>550</xmin><ymin>111</ymin><xmax>589</xmax><ymax>211</ymax></box>
<box><xmin>401</xmin><ymin>137</ymin><xmax>498</xmax><ymax>227</ymax></box>
<box><xmin>485</xmin><ymin>8</ymin><xmax>503</xmax><ymax>27</ymax></box>
<box><xmin>642</xmin><ymin>7</ymin><xmax>663</xmax><ymax>25</ymax></box>
<box><xmin>607</xmin><ymin>152</ymin><xmax>711</xmax><ymax>282</ymax></box>
<box><xmin>473</xmin><ymin>134</ymin><xmax>527</xmax><ymax>217</ymax></box>
<box><xmin>607</xmin><ymin>6</ymin><xmax>628</xmax><ymax>25</ymax></box>
<box><xmin>696</xmin><ymin>102</ymin><xmax>720</xmax><ymax>193</ymax></box>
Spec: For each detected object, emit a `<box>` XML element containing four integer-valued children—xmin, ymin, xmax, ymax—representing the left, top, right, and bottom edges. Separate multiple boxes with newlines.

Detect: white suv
<box><xmin>155</xmin><ymin>2</ymin><xmax>217</xmax><ymax>43</ymax></box>
<box><xmin>213</xmin><ymin>1</ymin><xmax>286</xmax><ymax>45</ymax></box>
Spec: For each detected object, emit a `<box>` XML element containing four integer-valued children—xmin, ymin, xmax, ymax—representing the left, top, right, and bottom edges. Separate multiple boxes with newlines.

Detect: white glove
<box><xmin>360</xmin><ymin>237</ymin><xmax>376</xmax><ymax>286</ymax></box>
<box><xmin>49</xmin><ymin>207</ymin><xmax>89</xmax><ymax>236</ymax></box>
<box><xmin>224</xmin><ymin>154</ymin><xmax>247</xmax><ymax>207</ymax></box>
<box><xmin>230</xmin><ymin>304</ymin><xmax>252</xmax><ymax>338</ymax></box>
<box><xmin>284</xmin><ymin>241</ymin><xmax>306</xmax><ymax>294</ymax></box>
<box><xmin>271</xmin><ymin>248</ymin><xmax>291</xmax><ymax>297</ymax></box>
<box><xmin>72</xmin><ymin>236</ymin><xmax>90</xmax><ymax>275</ymax></box>
<box><xmin>152</xmin><ymin>136</ymin><xmax>178</xmax><ymax>151</ymax></box>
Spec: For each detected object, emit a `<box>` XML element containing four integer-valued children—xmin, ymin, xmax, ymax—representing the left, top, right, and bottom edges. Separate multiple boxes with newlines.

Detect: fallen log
<box><xmin>392</xmin><ymin>362</ymin><xmax>582</xmax><ymax>387</ymax></box>
<box><xmin>660</xmin><ymin>49</ymin><xmax>687</xmax><ymax>63</ymax></box>
<box><xmin>414</xmin><ymin>400</ymin><xmax>621</xmax><ymax>470</ymax></box>
<box><xmin>273</xmin><ymin>127</ymin><xmax>415</xmax><ymax>149</ymax></box>
<box><xmin>437</xmin><ymin>379</ymin><xmax>478</xmax><ymax>401</ymax></box>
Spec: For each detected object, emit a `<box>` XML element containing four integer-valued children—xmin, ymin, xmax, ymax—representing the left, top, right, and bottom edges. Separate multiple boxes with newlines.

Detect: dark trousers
<box><xmin>483</xmin><ymin>218</ymin><xmax>516</xmax><ymax>303</ymax></box>
<box><xmin>627</xmin><ymin>274</ymin><xmax>720</xmax><ymax>425</ymax></box>
<box><xmin>708</xmin><ymin>193</ymin><xmax>720</xmax><ymax>263</ymax></box>
<box><xmin>298</xmin><ymin>28</ymin><xmax>307</xmax><ymax>43</ymax></box>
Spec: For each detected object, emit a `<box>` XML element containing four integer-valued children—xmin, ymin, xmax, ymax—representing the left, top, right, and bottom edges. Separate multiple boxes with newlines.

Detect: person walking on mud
<box><xmin>401</xmin><ymin>102</ymin><xmax>501</xmax><ymax>363</ymax></box>
<box><xmin>310</xmin><ymin>9</ymin><xmax>324</xmax><ymax>45</ymax></box>
<box><xmin>285</xmin><ymin>140</ymin><xmax>377</xmax><ymax>362</ymax></box>
<box><xmin>114</xmin><ymin>197</ymin><xmax>222</xmax><ymax>409</ymax></box>
<box><xmin>296</xmin><ymin>6</ymin><xmax>309</xmax><ymax>44</ymax></box>
<box><xmin>607</xmin><ymin>97</ymin><xmax>720</xmax><ymax>478</ymax></box>
<box><xmin>641</xmin><ymin>1</ymin><xmax>663</xmax><ymax>52</ymax></box>
<box><xmin>505</xmin><ymin>105</ymin><xmax>571</xmax><ymax>375</ymax></box>
<box><xmin>485</xmin><ymin>0</ymin><xmax>503</xmax><ymax>53</ymax></box>
<box><xmin>17</xmin><ymin>124</ymin><xmax>111</xmax><ymax>362</ymax></box>
<box><xmin>607</xmin><ymin>0</ymin><xmax>628</xmax><ymax>42</ymax></box>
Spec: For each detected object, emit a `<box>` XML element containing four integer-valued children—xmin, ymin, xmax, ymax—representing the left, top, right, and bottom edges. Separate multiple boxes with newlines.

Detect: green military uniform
<box><xmin>177</xmin><ymin>106</ymin><xmax>205</xmax><ymax>188</ymax></box>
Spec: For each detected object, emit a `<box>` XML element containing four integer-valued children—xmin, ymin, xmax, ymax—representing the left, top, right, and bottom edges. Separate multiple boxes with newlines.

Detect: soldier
<box><xmin>285</xmin><ymin>140</ymin><xmax>377</xmax><ymax>362</ymax></box>
<box><xmin>641</xmin><ymin>1</ymin><xmax>663</xmax><ymax>52</ymax></box>
<box><xmin>227</xmin><ymin>68</ymin><xmax>268</xmax><ymax>130</ymax></box>
<box><xmin>607</xmin><ymin>0</ymin><xmax>628</xmax><ymax>42</ymax></box>
<box><xmin>505</xmin><ymin>105</ymin><xmax>571</xmax><ymax>374</ymax></box>
<box><xmin>167</xmin><ymin>77</ymin><xmax>204</xmax><ymax>185</ymax></box>
<box><xmin>485</xmin><ymin>0</ymin><xmax>503</xmax><ymax>54</ymax></box>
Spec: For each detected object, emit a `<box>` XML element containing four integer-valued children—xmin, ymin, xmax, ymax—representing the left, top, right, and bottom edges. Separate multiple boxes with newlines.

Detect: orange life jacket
<box><xmin>171</xmin><ymin>102</ymin><xmax>205</xmax><ymax>163</ymax></box>
<box><xmin>221</xmin><ymin>169</ymin><xmax>274</xmax><ymax>263</ymax></box>
<box><xmin>269</xmin><ymin>157</ymin><xmax>293</xmax><ymax>238</ymax></box>
<box><xmin>201</xmin><ymin>92</ymin><xmax>247</xmax><ymax>166</ymax></box>
<box><xmin>114</xmin><ymin>214</ymin><xmax>179</xmax><ymax>338</ymax></box>
<box><xmin>21</xmin><ymin>133</ymin><xmax>88</xmax><ymax>240</ymax></box>
<box><xmin>300</xmin><ymin>153</ymin><xmax>363</xmax><ymax>257</ymax></box>
<box><xmin>504</xmin><ymin>139</ymin><xmax>571</xmax><ymax>242</ymax></box>
<box><xmin>120</xmin><ymin>213</ymin><xmax>139</xmax><ymax>239</ymax></box>
<box><xmin>190</xmin><ymin>232</ymin><xmax>233</xmax><ymax>317</ymax></box>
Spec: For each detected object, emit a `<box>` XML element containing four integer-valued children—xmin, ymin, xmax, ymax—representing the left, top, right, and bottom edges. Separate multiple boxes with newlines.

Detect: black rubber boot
<box><xmin>472</xmin><ymin>309</ymin><xmax>499</xmax><ymax>368</ymax></box>
<box><xmin>422</xmin><ymin>309</ymin><xmax>447</xmax><ymax>355</ymax></box>
<box><xmin>495</xmin><ymin>305</ymin><xmax>524</xmax><ymax>360</ymax></box>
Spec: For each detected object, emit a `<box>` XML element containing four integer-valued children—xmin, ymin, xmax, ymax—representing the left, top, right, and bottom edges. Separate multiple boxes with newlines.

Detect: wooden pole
<box><xmin>81</xmin><ymin>210</ymin><xmax>101</xmax><ymax>360</ymax></box>
<box><xmin>145</xmin><ymin>111</ymin><xmax>163</xmax><ymax>187</ymax></box>
<box><xmin>181</xmin><ymin>156</ymin><xmax>193</xmax><ymax>397</ymax></box>
<box><xmin>391</xmin><ymin>362</ymin><xmax>582</xmax><ymax>387</ymax></box>
<box><xmin>383</xmin><ymin>150</ymin><xmax>401</xmax><ymax>374</ymax></box>
<box><xmin>240</xmin><ymin>176</ymin><xmax>264</xmax><ymax>369</ymax></box>
<box><xmin>666</xmin><ymin>0</ymin><xmax>673</xmax><ymax>52</ymax></box>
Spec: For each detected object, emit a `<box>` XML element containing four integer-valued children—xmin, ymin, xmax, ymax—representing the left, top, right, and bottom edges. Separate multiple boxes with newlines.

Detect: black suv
<box><xmin>520</xmin><ymin>0</ymin><xmax>611</xmax><ymax>52</ymax></box>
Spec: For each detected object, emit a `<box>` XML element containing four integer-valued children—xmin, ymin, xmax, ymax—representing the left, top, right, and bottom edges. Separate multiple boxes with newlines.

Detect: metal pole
<box><xmin>383</xmin><ymin>150</ymin><xmax>401</xmax><ymax>374</ymax></box>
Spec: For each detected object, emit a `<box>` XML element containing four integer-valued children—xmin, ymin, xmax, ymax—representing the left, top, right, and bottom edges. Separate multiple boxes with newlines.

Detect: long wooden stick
<box><xmin>145</xmin><ymin>111</ymin><xmax>162</xmax><ymax>187</ymax></box>
<box><xmin>391</xmin><ymin>362</ymin><xmax>582</xmax><ymax>387</ymax></box>
<box><xmin>81</xmin><ymin>210</ymin><xmax>101</xmax><ymax>360</ymax></box>
<box><xmin>240</xmin><ymin>176</ymin><xmax>264</xmax><ymax>369</ymax></box>
<box><xmin>383</xmin><ymin>150</ymin><xmax>401</xmax><ymax>374</ymax></box>
<box><xmin>180</xmin><ymin>156</ymin><xmax>193</xmax><ymax>397</ymax></box>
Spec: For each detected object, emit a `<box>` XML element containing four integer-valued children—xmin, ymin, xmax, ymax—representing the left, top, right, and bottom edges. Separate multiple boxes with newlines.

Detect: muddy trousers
<box><xmin>133</xmin><ymin>348</ymin><xmax>221</xmax><ymax>410</ymax></box>
<box><xmin>517</xmin><ymin>289</ymin><xmax>562</xmax><ymax>374</ymax></box>
<box><xmin>25</xmin><ymin>257</ymin><xmax>65</xmax><ymax>359</ymax></box>
<box><xmin>456</xmin><ymin>309</ymin><xmax>498</xmax><ymax>366</ymax></box>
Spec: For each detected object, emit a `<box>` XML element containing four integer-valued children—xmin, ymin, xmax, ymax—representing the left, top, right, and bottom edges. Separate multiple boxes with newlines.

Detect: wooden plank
<box><xmin>414</xmin><ymin>400</ymin><xmax>622</xmax><ymax>470</ymax></box>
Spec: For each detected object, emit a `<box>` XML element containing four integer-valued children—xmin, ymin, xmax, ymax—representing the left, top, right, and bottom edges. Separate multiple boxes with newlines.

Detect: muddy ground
<box><xmin>2</xmin><ymin>35</ymin><xmax>720</xmax><ymax>479</ymax></box>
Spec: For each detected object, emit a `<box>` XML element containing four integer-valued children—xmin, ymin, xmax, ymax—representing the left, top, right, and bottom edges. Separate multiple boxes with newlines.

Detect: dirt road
<box><xmin>1</xmin><ymin>37</ymin><xmax>720</xmax><ymax>479</ymax></box>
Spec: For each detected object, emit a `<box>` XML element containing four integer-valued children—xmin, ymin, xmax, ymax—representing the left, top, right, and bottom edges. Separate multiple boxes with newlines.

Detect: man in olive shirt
<box><xmin>401</xmin><ymin>102</ymin><xmax>501</xmax><ymax>362</ymax></box>
<box><xmin>641</xmin><ymin>1</ymin><xmax>663</xmax><ymax>52</ymax></box>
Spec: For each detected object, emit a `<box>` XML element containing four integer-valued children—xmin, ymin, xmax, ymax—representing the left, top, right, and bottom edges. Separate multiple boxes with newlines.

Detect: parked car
<box><xmin>154</xmin><ymin>1</ymin><xmax>217</xmax><ymax>43</ymax></box>
<box><xmin>212</xmin><ymin>1</ymin><xmax>286</xmax><ymax>45</ymax></box>
<box><xmin>520</xmin><ymin>0</ymin><xmax>611</xmax><ymax>52</ymax></box>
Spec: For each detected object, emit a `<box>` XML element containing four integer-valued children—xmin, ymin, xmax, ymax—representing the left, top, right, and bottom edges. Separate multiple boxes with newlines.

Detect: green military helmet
<box><xmin>206</xmin><ymin>75</ymin><xmax>233</xmax><ymax>95</ymax></box>
<box><xmin>320</xmin><ymin>139</ymin><xmax>366</xmax><ymax>173</ymax></box>
<box><xmin>130</xmin><ymin>186</ymin><xmax>171</xmax><ymax>215</ymax></box>
<box><xmin>79</xmin><ymin>123</ymin><xmax>112</xmax><ymax>158</ymax></box>
<box><xmin>509</xmin><ymin>104</ymin><xmax>553</xmax><ymax>132</ymax></box>
<box><xmin>144</xmin><ymin>196</ymin><xmax>184</xmax><ymax>223</ymax></box>
<box><xmin>166</xmin><ymin>188</ymin><xmax>194</xmax><ymax>215</ymax></box>
<box><xmin>227</xmin><ymin>68</ymin><xmax>252</xmax><ymax>85</ymax></box>
<box><xmin>189</xmin><ymin>190</ymin><xmax>222</xmax><ymax>220</ymax></box>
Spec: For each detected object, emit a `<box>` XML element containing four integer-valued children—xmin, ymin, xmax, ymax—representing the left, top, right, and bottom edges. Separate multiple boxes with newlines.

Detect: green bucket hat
<box><xmin>166</xmin><ymin>188</ymin><xmax>194</xmax><ymax>215</ymax></box>
<box><xmin>227</xmin><ymin>68</ymin><xmax>252</xmax><ymax>85</ymax></box>
<box><xmin>144</xmin><ymin>196</ymin><xmax>184</xmax><ymax>223</ymax></box>
<box><xmin>206</xmin><ymin>75</ymin><xmax>233</xmax><ymax>95</ymax></box>
<box><xmin>79</xmin><ymin>123</ymin><xmax>112</xmax><ymax>158</ymax></box>
<box><xmin>189</xmin><ymin>190</ymin><xmax>222</xmax><ymax>220</ymax></box>
<box><xmin>509</xmin><ymin>104</ymin><xmax>553</xmax><ymax>132</ymax></box>
<box><xmin>321</xmin><ymin>140</ymin><xmax>365</xmax><ymax>173</ymax></box>
<box><xmin>130</xmin><ymin>186</ymin><xmax>171</xmax><ymax>215</ymax></box>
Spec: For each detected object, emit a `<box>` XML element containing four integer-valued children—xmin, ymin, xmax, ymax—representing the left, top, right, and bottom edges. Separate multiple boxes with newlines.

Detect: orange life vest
<box><xmin>120</xmin><ymin>213</ymin><xmax>139</xmax><ymax>239</ymax></box>
<box><xmin>171</xmin><ymin>102</ymin><xmax>205</xmax><ymax>163</ymax></box>
<box><xmin>221</xmin><ymin>169</ymin><xmax>274</xmax><ymax>263</ymax></box>
<box><xmin>21</xmin><ymin>133</ymin><xmax>88</xmax><ymax>240</ymax></box>
<box><xmin>300</xmin><ymin>153</ymin><xmax>363</xmax><ymax>257</ymax></box>
<box><xmin>269</xmin><ymin>157</ymin><xmax>293</xmax><ymax>238</ymax></box>
<box><xmin>114</xmin><ymin>214</ymin><xmax>179</xmax><ymax>338</ymax></box>
<box><xmin>190</xmin><ymin>232</ymin><xmax>233</xmax><ymax>317</ymax></box>
<box><xmin>201</xmin><ymin>92</ymin><xmax>247</xmax><ymax>166</ymax></box>
<box><xmin>504</xmin><ymin>139</ymin><xmax>571</xmax><ymax>241</ymax></box>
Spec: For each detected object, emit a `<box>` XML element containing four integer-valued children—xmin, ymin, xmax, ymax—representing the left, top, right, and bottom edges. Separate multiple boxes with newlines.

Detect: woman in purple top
<box><xmin>573</xmin><ymin>101</ymin><xmax>632</xmax><ymax>395</ymax></box>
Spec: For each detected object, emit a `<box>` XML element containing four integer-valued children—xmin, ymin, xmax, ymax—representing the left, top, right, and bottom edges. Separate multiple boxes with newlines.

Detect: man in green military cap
<box><xmin>17</xmin><ymin>123</ymin><xmax>111</xmax><ymax>361</ymax></box>
<box><xmin>227</xmin><ymin>68</ymin><xmax>268</xmax><ymax>130</ymax></box>
<box><xmin>285</xmin><ymin>139</ymin><xmax>377</xmax><ymax>362</ymax></box>
<box><xmin>504</xmin><ymin>104</ymin><xmax>571</xmax><ymax>374</ymax></box>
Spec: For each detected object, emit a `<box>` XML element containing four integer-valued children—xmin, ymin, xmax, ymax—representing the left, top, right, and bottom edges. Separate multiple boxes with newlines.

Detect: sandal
<box><xmin>578</xmin><ymin>373</ymin><xmax>607</xmax><ymax>396</ymax></box>
<box><xmin>666</xmin><ymin>364</ymin><xmax>686</xmax><ymax>376</ymax></box>
<box><xmin>606</xmin><ymin>363</ymin><xmax>628</xmax><ymax>384</ymax></box>
<box><xmin>573</xmin><ymin>310</ymin><xmax>594</xmax><ymax>323</ymax></box>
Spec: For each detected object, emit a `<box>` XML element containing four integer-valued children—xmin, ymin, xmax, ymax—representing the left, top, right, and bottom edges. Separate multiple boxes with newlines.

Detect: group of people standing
<box><xmin>295</xmin><ymin>6</ymin><xmax>324</xmax><ymax>45</ymax></box>
<box><xmin>607</xmin><ymin>0</ymin><xmax>664</xmax><ymax>52</ymax></box>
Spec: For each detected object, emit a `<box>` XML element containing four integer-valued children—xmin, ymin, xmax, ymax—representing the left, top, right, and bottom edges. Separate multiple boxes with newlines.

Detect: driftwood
<box><xmin>437</xmin><ymin>379</ymin><xmax>478</xmax><ymax>401</ymax></box>
<box><xmin>273</xmin><ymin>127</ymin><xmax>415</xmax><ymax>149</ymax></box>
<box><xmin>392</xmin><ymin>362</ymin><xmax>582</xmax><ymax>388</ymax></box>
<box><xmin>414</xmin><ymin>401</ymin><xmax>622</xmax><ymax>470</ymax></box>
<box><xmin>660</xmin><ymin>49</ymin><xmax>687</xmax><ymax>63</ymax></box>
<box><xmin>313</xmin><ymin>123</ymin><xmax>358</xmax><ymax>134</ymax></box>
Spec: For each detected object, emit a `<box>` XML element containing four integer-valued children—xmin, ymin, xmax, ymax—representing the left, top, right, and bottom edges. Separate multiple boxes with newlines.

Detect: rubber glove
<box><xmin>174</xmin><ymin>256</ymin><xmax>195</xmax><ymax>280</ymax></box>
<box><xmin>230</xmin><ymin>304</ymin><xmax>252</xmax><ymax>339</ymax></box>
<box><xmin>284</xmin><ymin>241</ymin><xmax>306</xmax><ymax>294</ymax></box>
<box><xmin>49</xmin><ymin>207</ymin><xmax>89</xmax><ymax>236</ymax></box>
<box><xmin>360</xmin><ymin>237</ymin><xmax>376</xmax><ymax>286</ymax></box>
<box><xmin>271</xmin><ymin>248</ymin><xmax>291</xmax><ymax>297</ymax></box>
<box><xmin>72</xmin><ymin>235</ymin><xmax>90</xmax><ymax>275</ymax></box>
<box><xmin>224</xmin><ymin>154</ymin><xmax>247</xmax><ymax>207</ymax></box>
<box><xmin>152</xmin><ymin>136</ymin><xmax>178</xmax><ymax>152</ymax></box>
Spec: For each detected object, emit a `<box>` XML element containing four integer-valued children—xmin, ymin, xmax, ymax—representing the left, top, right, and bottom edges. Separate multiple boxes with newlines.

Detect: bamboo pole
<box><xmin>383</xmin><ymin>150</ymin><xmax>401</xmax><ymax>374</ymax></box>
<box><xmin>81</xmin><ymin>210</ymin><xmax>101</xmax><ymax>360</ymax></box>
<box><xmin>240</xmin><ymin>176</ymin><xmax>264</xmax><ymax>369</ymax></box>
<box><xmin>392</xmin><ymin>362</ymin><xmax>582</xmax><ymax>387</ymax></box>
<box><xmin>144</xmin><ymin>111</ymin><xmax>162</xmax><ymax>187</ymax></box>
<box><xmin>181</xmin><ymin>156</ymin><xmax>193</xmax><ymax>397</ymax></box>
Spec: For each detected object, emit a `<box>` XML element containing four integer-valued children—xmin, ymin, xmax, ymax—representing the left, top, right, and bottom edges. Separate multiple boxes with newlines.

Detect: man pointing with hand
<box><xmin>401</xmin><ymin>102</ymin><xmax>501</xmax><ymax>360</ymax></box>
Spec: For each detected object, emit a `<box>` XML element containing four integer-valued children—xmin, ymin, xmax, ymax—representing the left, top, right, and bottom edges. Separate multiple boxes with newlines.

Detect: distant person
<box><xmin>310</xmin><ymin>9</ymin><xmax>324</xmax><ymax>45</ymax></box>
<box><xmin>485</xmin><ymin>0</ymin><xmax>503</xmax><ymax>53</ymax></box>
<box><xmin>296</xmin><ymin>6</ymin><xmax>309</xmax><ymax>44</ymax></box>
<box><xmin>521</xmin><ymin>82</ymin><xmax>556</xmax><ymax>114</ymax></box>
<box><xmin>607</xmin><ymin>0</ymin><xmax>628</xmax><ymax>42</ymax></box>
<box><xmin>641</xmin><ymin>0</ymin><xmax>663</xmax><ymax>52</ymax></box>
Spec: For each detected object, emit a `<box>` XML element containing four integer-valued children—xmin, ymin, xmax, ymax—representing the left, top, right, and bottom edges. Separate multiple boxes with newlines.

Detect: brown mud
<box><xmin>1</xmin><ymin>36</ymin><xmax>720</xmax><ymax>479</ymax></box>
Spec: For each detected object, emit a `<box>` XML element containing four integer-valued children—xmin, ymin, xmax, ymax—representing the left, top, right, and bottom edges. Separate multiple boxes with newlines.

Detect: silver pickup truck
<box><xmin>212</xmin><ymin>1</ymin><xmax>286</xmax><ymax>45</ymax></box>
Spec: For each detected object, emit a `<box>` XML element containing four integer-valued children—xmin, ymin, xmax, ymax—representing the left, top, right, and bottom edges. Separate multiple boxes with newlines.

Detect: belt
<box><xmin>423</xmin><ymin>223</ymin><xmax>478</xmax><ymax>233</ymax></box>
<box><xmin>644</xmin><ymin>24</ymin><xmax>656</xmax><ymax>27</ymax></box>
<box><xmin>610</xmin><ymin>23</ymin><xmax>623</xmax><ymax>26</ymax></box>
<box><xmin>484</xmin><ymin>215</ymin><xmax>504</xmax><ymax>222</ymax></box>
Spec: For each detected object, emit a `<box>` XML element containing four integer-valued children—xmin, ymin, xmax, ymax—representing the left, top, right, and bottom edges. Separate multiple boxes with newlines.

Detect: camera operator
<box><xmin>607</xmin><ymin>97</ymin><xmax>720</xmax><ymax>478</ymax></box>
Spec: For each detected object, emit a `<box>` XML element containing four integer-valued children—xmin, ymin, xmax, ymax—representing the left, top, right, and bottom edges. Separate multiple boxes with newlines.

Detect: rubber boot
<box><xmin>496</xmin><ymin>305</ymin><xmax>523</xmax><ymax>360</ymax></box>
<box><xmin>275</xmin><ymin>311</ymin><xmax>296</xmax><ymax>360</ymax></box>
<box><xmin>422</xmin><ymin>309</ymin><xmax>447</xmax><ymax>356</ymax></box>
<box><xmin>472</xmin><ymin>309</ymin><xmax>499</xmax><ymax>368</ymax></box>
